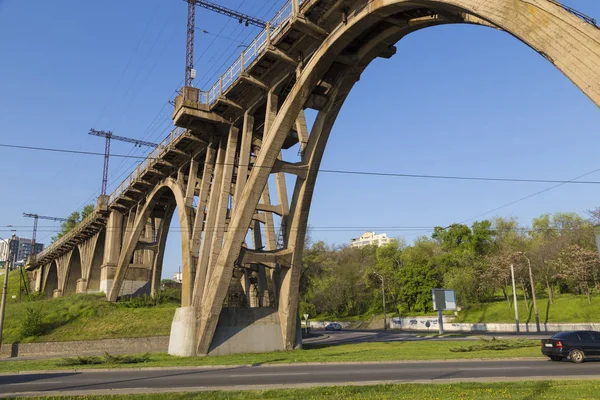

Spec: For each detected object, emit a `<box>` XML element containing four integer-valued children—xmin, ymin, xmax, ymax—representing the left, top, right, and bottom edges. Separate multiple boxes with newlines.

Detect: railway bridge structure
<box><xmin>25</xmin><ymin>0</ymin><xmax>600</xmax><ymax>356</ymax></box>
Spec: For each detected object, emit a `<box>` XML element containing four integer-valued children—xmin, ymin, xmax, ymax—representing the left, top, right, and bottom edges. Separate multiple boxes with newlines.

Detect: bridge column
<box><xmin>33</xmin><ymin>267</ymin><xmax>43</xmax><ymax>292</ymax></box>
<box><xmin>100</xmin><ymin>210</ymin><xmax>123</xmax><ymax>295</ymax></box>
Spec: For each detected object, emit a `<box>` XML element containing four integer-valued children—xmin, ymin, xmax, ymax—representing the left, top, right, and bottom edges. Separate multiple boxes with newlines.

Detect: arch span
<box><xmin>64</xmin><ymin>246</ymin><xmax>82</xmax><ymax>295</ymax></box>
<box><xmin>195</xmin><ymin>0</ymin><xmax>600</xmax><ymax>353</ymax></box>
<box><xmin>108</xmin><ymin>177</ymin><xmax>193</xmax><ymax>304</ymax></box>
<box><xmin>44</xmin><ymin>261</ymin><xmax>58</xmax><ymax>298</ymax></box>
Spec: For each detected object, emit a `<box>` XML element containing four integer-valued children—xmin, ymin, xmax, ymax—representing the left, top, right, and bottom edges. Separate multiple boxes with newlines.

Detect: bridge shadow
<box><xmin>0</xmin><ymin>372</ymin><xmax>78</xmax><ymax>387</ymax></box>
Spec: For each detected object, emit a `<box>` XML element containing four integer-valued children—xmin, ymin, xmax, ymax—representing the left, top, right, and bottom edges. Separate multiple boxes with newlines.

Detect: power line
<box><xmin>4</xmin><ymin>142</ymin><xmax>600</xmax><ymax>186</ymax></box>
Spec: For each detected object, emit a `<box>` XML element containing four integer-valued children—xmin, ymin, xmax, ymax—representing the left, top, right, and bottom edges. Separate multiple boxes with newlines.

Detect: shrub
<box><xmin>58</xmin><ymin>353</ymin><xmax>150</xmax><ymax>366</ymax></box>
<box><xmin>58</xmin><ymin>356</ymin><xmax>103</xmax><ymax>366</ymax></box>
<box><xmin>20</xmin><ymin>305</ymin><xmax>45</xmax><ymax>338</ymax></box>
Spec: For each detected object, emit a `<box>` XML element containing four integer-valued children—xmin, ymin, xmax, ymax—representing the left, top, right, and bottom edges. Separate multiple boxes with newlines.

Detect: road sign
<box><xmin>303</xmin><ymin>314</ymin><xmax>309</xmax><ymax>320</ymax></box>
<box><xmin>432</xmin><ymin>289</ymin><xmax>457</xmax><ymax>311</ymax></box>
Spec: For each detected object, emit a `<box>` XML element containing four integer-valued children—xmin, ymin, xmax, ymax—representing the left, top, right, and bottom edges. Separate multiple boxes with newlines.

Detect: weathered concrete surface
<box><xmin>168</xmin><ymin>306</ymin><xmax>197</xmax><ymax>357</ymax></box>
<box><xmin>207</xmin><ymin>308</ymin><xmax>284</xmax><ymax>356</ymax></box>
<box><xmin>0</xmin><ymin>336</ymin><xmax>168</xmax><ymax>359</ymax></box>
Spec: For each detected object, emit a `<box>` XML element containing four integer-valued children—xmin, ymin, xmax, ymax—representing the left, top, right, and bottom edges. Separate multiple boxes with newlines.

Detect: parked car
<box><xmin>541</xmin><ymin>331</ymin><xmax>600</xmax><ymax>363</ymax></box>
<box><xmin>325</xmin><ymin>322</ymin><xmax>342</xmax><ymax>331</ymax></box>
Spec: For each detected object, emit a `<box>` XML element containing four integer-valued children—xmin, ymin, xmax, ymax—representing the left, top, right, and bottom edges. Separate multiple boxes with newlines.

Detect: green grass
<box><xmin>0</xmin><ymin>339</ymin><xmax>542</xmax><ymax>374</ymax></box>
<box><xmin>455</xmin><ymin>293</ymin><xmax>600</xmax><ymax>324</ymax></box>
<box><xmin>9</xmin><ymin>381</ymin><xmax>600</xmax><ymax>399</ymax></box>
<box><xmin>2</xmin><ymin>288</ymin><xmax>177</xmax><ymax>344</ymax></box>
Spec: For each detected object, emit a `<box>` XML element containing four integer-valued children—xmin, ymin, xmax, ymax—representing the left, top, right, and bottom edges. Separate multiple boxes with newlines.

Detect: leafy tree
<box><xmin>398</xmin><ymin>237</ymin><xmax>442</xmax><ymax>313</ymax></box>
<box><xmin>552</xmin><ymin>244</ymin><xmax>600</xmax><ymax>304</ymax></box>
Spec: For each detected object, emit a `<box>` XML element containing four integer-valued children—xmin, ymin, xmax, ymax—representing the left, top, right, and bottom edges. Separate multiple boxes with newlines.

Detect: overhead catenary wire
<box><xmin>3</xmin><ymin>142</ymin><xmax>600</xmax><ymax>185</ymax></box>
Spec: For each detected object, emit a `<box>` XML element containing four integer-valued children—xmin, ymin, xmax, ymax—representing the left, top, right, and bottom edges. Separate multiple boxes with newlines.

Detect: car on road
<box><xmin>325</xmin><ymin>322</ymin><xmax>342</xmax><ymax>331</ymax></box>
<box><xmin>541</xmin><ymin>331</ymin><xmax>600</xmax><ymax>363</ymax></box>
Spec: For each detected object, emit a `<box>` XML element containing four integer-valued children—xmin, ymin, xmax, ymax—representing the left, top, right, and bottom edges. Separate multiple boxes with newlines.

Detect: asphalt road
<box><xmin>305</xmin><ymin>329</ymin><xmax>551</xmax><ymax>346</ymax></box>
<box><xmin>2</xmin><ymin>359</ymin><xmax>599</xmax><ymax>397</ymax></box>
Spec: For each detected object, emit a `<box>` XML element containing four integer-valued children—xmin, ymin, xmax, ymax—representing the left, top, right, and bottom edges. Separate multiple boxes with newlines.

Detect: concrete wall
<box><xmin>391</xmin><ymin>316</ymin><xmax>600</xmax><ymax>334</ymax></box>
<box><xmin>0</xmin><ymin>336</ymin><xmax>168</xmax><ymax>359</ymax></box>
<box><xmin>208</xmin><ymin>307</ymin><xmax>284</xmax><ymax>356</ymax></box>
<box><xmin>304</xmin><ymin>320</ymin><xmax>353</xmax><ymax>329</ymax></box>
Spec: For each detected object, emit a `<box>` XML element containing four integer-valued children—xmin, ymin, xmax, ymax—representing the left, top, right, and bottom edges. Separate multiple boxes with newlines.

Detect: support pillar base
<box><xmin>168</xmin><ymin>306</ymin><xmax>198</xmax><ymax>357</ymax></box>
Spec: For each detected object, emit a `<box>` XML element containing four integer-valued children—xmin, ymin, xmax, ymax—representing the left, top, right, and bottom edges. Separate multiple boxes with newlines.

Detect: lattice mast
<box><xmin>88</xmin><ymin>129</ymin><xmax>159</xmax><ymax>196</ymax></box>
<box><xmin>183</xmin><ymin>0</ymin><xmax>266</xmax><ymax>87</ymax></box>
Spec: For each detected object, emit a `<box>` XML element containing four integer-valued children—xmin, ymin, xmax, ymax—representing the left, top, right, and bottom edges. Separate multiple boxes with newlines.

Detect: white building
<box><xmin>350</xmin><ymin>232</ymin><xmax>392</xmax><ymax>248</ymax></box>
<box><xmin>0</xmin><ymin>238</ymin><xmax>9</xmax><ymax>263</ymax></box>
<box><xmin>172</xmin><ymin>272</ymin><xmax>182</xmax><ymax>283</ymax></box>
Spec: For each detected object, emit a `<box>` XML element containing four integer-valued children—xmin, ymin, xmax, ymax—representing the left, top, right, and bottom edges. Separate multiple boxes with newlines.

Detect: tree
<box><xmin>552</xmin><ymin>244</ymin><xmax>600</xmax><ymax>304</ymax></box>
<box><xmin>398</xmin><ymin>237</ymin><xmax>442</xmax><ymax>313</ymax></box>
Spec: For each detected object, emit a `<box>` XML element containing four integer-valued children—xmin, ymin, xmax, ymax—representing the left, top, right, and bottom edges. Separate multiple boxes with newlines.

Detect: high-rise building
<box><xmin>0</xmin><ymin>236</ymin><xmax>43</xmax><ymax>263</ymax></box>
<box><xmin>349</xmin><ymin>232</ymin><xmax>392</xmax><ymax>248</ymax></box>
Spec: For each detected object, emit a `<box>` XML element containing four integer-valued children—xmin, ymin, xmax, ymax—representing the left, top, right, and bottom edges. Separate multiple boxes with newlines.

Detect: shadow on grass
<box><xmin>544</xmin><ymin>299</ymin><xmax>551</xmax><ymax>324</ymax></box>
<box><xmin>522</xmin><ymin>381</ymin><xmax>552</xmax><ymax>400</ymax></box>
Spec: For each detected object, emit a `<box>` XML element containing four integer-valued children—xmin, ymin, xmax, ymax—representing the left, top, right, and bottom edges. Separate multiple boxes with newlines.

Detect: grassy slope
<box><xmin>2</xmin><ymin>291</ymin><xmax>177</xmax><ymax>344</ymax></box>
<box><xmin>454</xmin><ymin>294</ymin><xmax>600</xmax><ymax>324</ymax></box>
<box><xmin>12</xmin><ymin>381</ymin><xmax>600</xmax><ymax>400</ymax></box>
<box><xmin>0</xmin><ymin>340</ymin><xmax>542</xmax><ymax>373</ymax></box>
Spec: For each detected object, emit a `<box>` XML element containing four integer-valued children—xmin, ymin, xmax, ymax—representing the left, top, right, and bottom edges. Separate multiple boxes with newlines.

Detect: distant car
<box><xmin>541</xmin><ymin>331</ymin><xmax>600</xmax><ymax>363</ymax></box>
<box><xmin>325</xmin><ymin>322</ymin><xmax>342</xmax><ymax>331</ymax></box>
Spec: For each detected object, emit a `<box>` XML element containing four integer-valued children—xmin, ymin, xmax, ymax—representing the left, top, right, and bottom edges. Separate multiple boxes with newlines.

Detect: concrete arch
<box><xmin>64</xmin><ymin>246</ymin><xmax>82</xmax><ymax>295</ymax></box>
<box><xmin>108</xmin><ymin>177</ymin><xmax>193</xmax><ymax>304</ymax></box>
<box><xmin>44</xmin><ymin>261</ymin><xmax>59</xmax><ymax>298</ymax></box>
<box><xmin>196</xmin><ymin>0</ymin><xmax>600</xmax><ymax>353</ymax></box>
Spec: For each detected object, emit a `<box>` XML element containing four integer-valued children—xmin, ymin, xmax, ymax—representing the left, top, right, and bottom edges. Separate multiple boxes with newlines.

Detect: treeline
<box><xmin>300</xmin><ymin>211</ymin><xmax>600</xmax><ymax>318</ymax></box>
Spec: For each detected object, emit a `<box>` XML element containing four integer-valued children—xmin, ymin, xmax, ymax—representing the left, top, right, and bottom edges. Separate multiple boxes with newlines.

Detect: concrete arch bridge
<box><xmin>26</xmin><ymin>0</ymin><xmax>600</xmax><ymax>356</ymax></box>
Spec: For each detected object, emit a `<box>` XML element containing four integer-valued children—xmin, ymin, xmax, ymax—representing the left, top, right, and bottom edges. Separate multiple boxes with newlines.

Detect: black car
<box><xmin>541</xmin><ymin>331</ymin><xmax>600</xmax><ymax>363</ymax></box>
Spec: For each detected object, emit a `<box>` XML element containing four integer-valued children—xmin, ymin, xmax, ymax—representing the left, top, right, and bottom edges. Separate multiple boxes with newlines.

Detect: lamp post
<box><xmin>372</xmin><ymin>271</ymin><xmax>387</xmax><ymax>330</ymax></box>
<box><xmin>510</xmin><ymin>264</ymin><xmax>520</xmax><ymax>333</ymax></box>
<box><xmin>0</xmin><ymin>234</ymin><xmax>16</xmax><ymax>349</ymax></box>
<box><xmin>518</xmin><ymin>252</ymin><xmax>540</xmax><ymax>332</ymax></box>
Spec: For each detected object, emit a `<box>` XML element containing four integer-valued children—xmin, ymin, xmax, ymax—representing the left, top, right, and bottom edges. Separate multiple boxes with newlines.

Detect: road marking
<box><xmin>8</xmin><ymin>381</ymin><xmax>64</xmax><ymax>385</ymax></box>
<box><xmin>228</xmin><ymin>372</ymin><xmax>311</xmax><ymax>378</ymax></box>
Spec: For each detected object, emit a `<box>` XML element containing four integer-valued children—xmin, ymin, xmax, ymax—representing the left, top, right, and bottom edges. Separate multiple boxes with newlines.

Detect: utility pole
<box><xmin>372</xmin><ymin>271</ymin><xmax>387</xmax><ymax>330</ymax></box>
<box><xmin>520</xmin><ymin>252</ymin><xmax>540</xmax><ymax>332</ymax></box>
<box><xmin>182</xmin><ymin>0</ymin><xmax>266</xmax><ymax>87</ymax></box>
<box><xmin>0</xmin><ymin>234</ymin><xmax>16</xmax><ymax>350</ymax></box>
<box><xmin>510</xmin><ymin>264</ymin><xmax>520</xmax><ymax>333</ymax></box>
<box><xmin>88</xmin><ymin>129</ymin><xmax>158</xmax><ymax>196</ymax></box>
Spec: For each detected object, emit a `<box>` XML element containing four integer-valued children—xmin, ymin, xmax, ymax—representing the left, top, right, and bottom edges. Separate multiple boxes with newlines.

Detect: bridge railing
<box><xmin>109</xmin><ymin>127</ymin><xmax>186</xmax><ymax>205</ymax></box>
<box><xmin>33</xmin><ymin>210</ymin><xmax>98</xmax><ymax>262</ymax></box>
<box><xmin>204</xmin><ymin>0</ymin><xmax>304</xmax><ymax>105</ymax></box>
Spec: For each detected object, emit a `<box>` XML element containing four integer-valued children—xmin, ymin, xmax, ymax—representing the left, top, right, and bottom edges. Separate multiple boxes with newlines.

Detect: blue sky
<box><xmin>1</xmin><ymin>0</ymin><xmax>599</xmax><ymax>280</ymax></box>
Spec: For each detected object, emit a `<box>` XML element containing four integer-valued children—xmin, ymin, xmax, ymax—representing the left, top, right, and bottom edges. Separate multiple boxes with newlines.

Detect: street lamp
<box><xmin>371</xmin><ymin>271</ymin><xmax>387</xmax><ymax>330</ymax></box>
<box><xmin>518</xmin><ymin>251</ymin><xmax>540</xmax><ymax>333</ymax></box>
